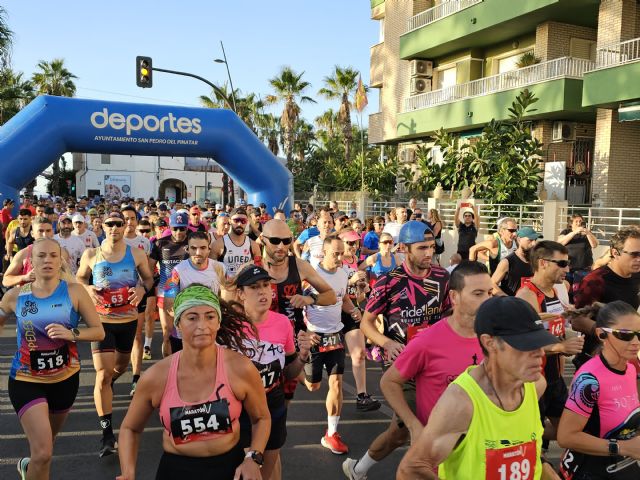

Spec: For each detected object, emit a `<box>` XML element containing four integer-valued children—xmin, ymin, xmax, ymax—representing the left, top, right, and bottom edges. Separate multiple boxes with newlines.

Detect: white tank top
<box><xmin>173</xmin><ymin>258</ymin><xmax>225</xmax><ymax>294</ymax></box>
<box><xmin>498</xmin><ymin>236</ymin><xmax>517</xmax><ymax>261</ymax></box>
<box><xmin>305</xmin><ymin>265</ymin><xmax>347</xmax><ymax>333</ymax></box>
<box><xmin>222</xmin><ymin>235</ymin><xmax>252</xmax><ymax>277</ymax></box>
<box><xmin>307</xmin><ymin>235</ymin><xmax>324</xmax><ymax>268</ymax></box>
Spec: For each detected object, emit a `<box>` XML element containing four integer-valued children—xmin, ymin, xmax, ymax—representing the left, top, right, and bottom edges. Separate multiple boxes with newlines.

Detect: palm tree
<box><xmin>31</xmin><ymin>58</ymin><xmax>78</xmax><ymax>97</ymax></box>
<box><xmin>0</xmin><ymin>68</ymin><xmax>34</xmax><ymax>124</ymax></box>
<box><xmin>318</xmin><ymin>66</ymin><xmax>359</xmax><ymax>162</ymax></box>
<box><xmin>266</xmin><ymin>67</ymin><xmax>316</xmax><ymax>163</ymax></box>
<box><xmin>0</xmin><ymin>6</ymin><xmax>13</xmax><ymax>68</ymax></box>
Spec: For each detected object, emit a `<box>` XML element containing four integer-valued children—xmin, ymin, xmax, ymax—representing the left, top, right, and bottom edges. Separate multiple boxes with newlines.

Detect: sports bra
<box><xmin>159</xmin><ymin>347</ymin><xmax>242</xmax><ymax>446</ymax></box>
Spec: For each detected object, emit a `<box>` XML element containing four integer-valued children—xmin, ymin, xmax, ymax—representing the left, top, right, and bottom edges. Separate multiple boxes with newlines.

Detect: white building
<box><xmin>74</xmin><ymin>153</ymin><xmax>224</xmax><ymax>203</ymax></box>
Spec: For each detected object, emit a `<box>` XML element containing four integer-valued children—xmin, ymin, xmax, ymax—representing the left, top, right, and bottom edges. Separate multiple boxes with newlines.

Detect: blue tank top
<box><xmin>370</xmin><ymin>253</ymin><xmax>396</xmax><ymax>277</ymax></box>
<box><xmin>92</xmin><ymin>246</ymin><xmax>138</xmax><ymax>322</ymax></box>
<box><xmin>10</xmin><ymin>281</ymin><xmax>80</xmax><ymax>383</ymax></box>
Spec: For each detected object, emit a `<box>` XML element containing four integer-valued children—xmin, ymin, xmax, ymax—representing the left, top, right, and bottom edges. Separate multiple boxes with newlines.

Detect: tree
<box><xmin>266</xmin><ymin>67</ymin><xmax>316</xmax><ymax>163</ymax></box>
<box><xmin>0</xmin><ymin>6</ymin><xmax>13</xmax><ymax>68</ymax></box>
<box><xmin>32</xmin><ymin>58</ymin><xmax>77</xmax><ymax>97</ymax></box>
<box><xmin>0</xmin><ymin>68</ymin><xmax>34</xmax><ymax>124</ymax></box>
<box><xmin>318</xmin><ymin>66</ymin><xmax>359</xmax><ymax>162</ymax></box>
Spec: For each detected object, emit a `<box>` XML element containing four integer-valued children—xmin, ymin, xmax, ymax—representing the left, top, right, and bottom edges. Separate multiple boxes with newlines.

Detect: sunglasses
<box><xmin>621</xmin><ymin>250</ymin><xmax>640</xmax><ymax>259</ymax></box>
<box><xmin>265</xmin><ymin>236</ymin><xmax>292</xmax><ymax>246</ymax></box>
<box><xmin>380</xmin><ymin>240</ymin><xmax>394</xmax><ymax>245</ymax></box>
<box><xmin>104</xmin><ymin>222</ymin><xmax>123</xmax><ymax>228</ymax></box>
<box><xmin>345</xmin><ymin>240</ymin><xmax>358</xmax><ymax>246</ymax></box>
<box><xmin>544</xmin><ymin>258</ymin><xmax>570</xmax><ymax>268</ymax></box>
<box><xmin>602</xmin><ymin>327</ymin><xmax>640</xmax><ymax>341</ymax></box>
<box><xmin>172</xmin><ymin>227</ymin><xmax>187</xmax><ymax>232</ymax></box>
<box><xmin>231</xmin><ymin>217</ymin><xmax>248</xmax><ymax>225</ymax></box>
<box><xmin>138</xmin><ymin>229</ymin><xmax>151</xmax><ymax>233</ymax></box>
<box><xmin>506</xmin><ymin>228</ymin><xmax>518</xmax><ymax>233</ymax></box>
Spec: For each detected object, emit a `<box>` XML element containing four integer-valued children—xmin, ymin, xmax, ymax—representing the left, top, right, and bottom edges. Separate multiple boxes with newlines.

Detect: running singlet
<box><xmin>220</xmin><ymin>235</ymin><xmax>252</xmax><ymax>277</ymax></box>
<box><xmin>370</xmin><ymin>253</ymin><xmax>397</xmax><ymax>278</ymax></box>
<box><xmin>500</xmin><ymin>253</ymin><xmax>532</xmax><ymax>297</ymax></box>
<box><xmin>10</xmin><ymin>281</ymin><xmax>80</xmax><ymax>383</ymax></box>
<box><xmin>20</xmin><ymin>244</ymin><xmax>34</xmax><ymax>279</ymax></box>
<box><xmin>54</xmin><ymin>234</ymin><xmax>85</xmax><ymax>275</ymax></box>
<box><xmin>439</xmin><ymin>367</ymin><xmax>543</xmax><ymax>480</ymax></box>
<box><xmin>307</xmin><ymin>235</ymin><xmax>324</xmax><ymax>268</ymax></box>
<box><xmin>124</xmin><ymin>235</ymin><xmax>151</xmax><ymax>254</ymax></box>
<box><xmin>164</xmin><ymin>259</ymin><xmax>225</xmax><ymax>298</ymax></box>
<box><xmin>365</xmin><ymin>263</ymin><xmax>450</xmax><ymax>345</ymax></box>
<box><xmin>92</xmin><ymin>246</ymin><xmax>138</xmax><ymax>323</ymax></box>
<box><xmin>159</xmin><ymin>347</ymin><xmax>241</xmax><ymax>446</ymax></box>
<box><xmin>150</xmin><ymin>236</ymin><xmax>189</xmax><ymax>296</ymax></box>
<box><xmin>489</xmin><ymin>234</ymin><xmax>517</xmax><ymax>274</ymax></box>
<box><xmin>305</xmin><ymin>265</ymin><xmax>348</xmax><ymax>334</ymax></box>
<box><xmin>14</xmin><ymin>227</ymin><xmax>34</xmax><ymax>251</ymax></box>
<box><xmin>560</xmin><ymin>354</ymin><xmax>640</xmax><ymax>479</ymax></box>
<box><xmin>242</xmin><ymin>311</ymin><xmax>295</xmax><ymax>410</ymax></box>
<box><xmin>342</xmin><ymin>257</ymin><xmax>359</xmax><ymax>302</ymax></box>
<box><xmin>270</xmin><ymin>256</ymin><xmax>305</xmax><ymax>333</ymax></box>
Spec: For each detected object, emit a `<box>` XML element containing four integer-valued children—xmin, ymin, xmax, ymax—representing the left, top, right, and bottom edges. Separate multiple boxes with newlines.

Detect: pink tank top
<box><xmin>21</xmin><ymin>244</ymin><xmax>33</xmax><ymax>277</ymax></box>
<box><xmin>159</xmin><ymin>346</ymin><xmax>242</xmax><ymax>446</ymax></box>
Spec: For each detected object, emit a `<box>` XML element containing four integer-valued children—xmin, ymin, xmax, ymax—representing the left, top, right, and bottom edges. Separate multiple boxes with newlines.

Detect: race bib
<box><xmin>544</xmin><ymin>317</ymin><xmax>566</xmax><ymax>338</ymax></box>
<box><xmin>313</xmin><ymin>332</ymin><xmax>344</xmax><ymax>353</ymax></box>
<box><xmin>407</xmin><ymin>323</ymin><xmax>429</xmax><ymax>341</ymax></box>
<box><xmin>486</xmin><ymin>440</ymin><xmax>537</xmax><ymax>480</ymax></box>
<box><xmin>30</xmin><ymin>344</ymin><xmax>69</xmax><ymax>373</ymax></box>
<box><xmin>169</xmin><ymin>399</ymin><xmax>232</xmax><ymax>445</ymax></box>
<box><xmin>254</xmin><ymin>359</ymin><xmax>283</xmax><ymax>393</ymax></box>
<box><xmin>100</xmin><ymin>287</ymin><xmax>130</xmax><ymax>308</ymax></box>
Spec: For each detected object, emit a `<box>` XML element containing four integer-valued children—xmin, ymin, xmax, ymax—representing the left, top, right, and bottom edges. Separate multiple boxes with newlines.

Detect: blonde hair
<box><xmin>429</xmin><ymin>209</ymin><xmax>443</xmax><ymax>227</ymax></box>
<box><xmin>31</xmin><ymin>237</ymin><xmax>75</xmax><ymax>283</ymax></box>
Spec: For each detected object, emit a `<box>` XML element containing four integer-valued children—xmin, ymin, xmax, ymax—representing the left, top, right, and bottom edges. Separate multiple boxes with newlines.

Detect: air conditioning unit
<box><xmin>400</xmin><ymin>148</ymin><xmax>416</xmax><ymax>163</ymax></box>
<box><xmin>410</xmin><ymin>77</ymin><xmax>432</xmax><ymax>95</ymax></box>
<box><xmin>552</xmin><ymin>121</ymin><xmax>576</xmax><ymax>142</ymax></box>
<box><xmin>410</xmin><ymin>59</ymin><xmax>433</xmax><ymax>77</ymax></box>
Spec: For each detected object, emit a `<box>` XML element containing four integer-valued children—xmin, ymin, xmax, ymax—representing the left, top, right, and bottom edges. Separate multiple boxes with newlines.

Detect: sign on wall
<box><xmin>104</xmin><ymin>175</ymin><xmax>132</xmax><ymax>199</ymax></box>
<box><xmin>544</xmin><ymin>161</ymin><xmax>566</xmax><ymax>201</ymax></box>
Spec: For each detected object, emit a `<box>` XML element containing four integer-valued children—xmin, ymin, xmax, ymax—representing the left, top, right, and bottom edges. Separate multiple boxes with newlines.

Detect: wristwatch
<box><xmin>245</xmin><ymin>450</ymin><xmax>264</xmax><ymax>467</ymax></box>
<box><xmin>608</xmin><ymin>439</ymin><xmax>619</xmax><ymax>456</ymax></box>
<box><xmin>70</xmin><ymin>328</ymin><xmax>80</xmax><ymax>342</ymax></box>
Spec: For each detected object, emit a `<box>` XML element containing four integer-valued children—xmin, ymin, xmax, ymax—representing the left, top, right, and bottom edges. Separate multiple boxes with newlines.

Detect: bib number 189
<box><xmin>486</xmin><ymin>440</ymin><xmax>536</xmax><ymax>480</ymax></box>
<box><xmin>497</xmin><ymin>459</ymin><xmax>530</xmax><ymax>480</ymax></box>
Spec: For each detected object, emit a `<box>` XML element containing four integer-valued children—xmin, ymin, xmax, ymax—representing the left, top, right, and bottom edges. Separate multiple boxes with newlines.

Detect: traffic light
<box><xmin>136</xmin><ymin>56</ymin><xmax>153</xmax><ymax>88</ymax></box>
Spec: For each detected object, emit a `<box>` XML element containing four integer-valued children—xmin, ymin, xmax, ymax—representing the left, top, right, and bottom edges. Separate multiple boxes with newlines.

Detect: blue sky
<box><xmin>3</xmin><ymin>1</ymin><xmax>379</xmax><ymax>126</ymax></box>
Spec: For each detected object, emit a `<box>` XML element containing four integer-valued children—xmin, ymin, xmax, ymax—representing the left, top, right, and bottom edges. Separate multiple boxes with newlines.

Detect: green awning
<box><xmin>619</xmin><ymin>101</ymin><xmax>640</xmax><ymax>122</ymax></box>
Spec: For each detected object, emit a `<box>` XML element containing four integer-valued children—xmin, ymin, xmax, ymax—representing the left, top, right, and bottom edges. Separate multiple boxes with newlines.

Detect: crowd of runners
<box><xmin>1</xmin><ymin>194</ymin><xmax>640</xmax><ymax>480</ymax></box>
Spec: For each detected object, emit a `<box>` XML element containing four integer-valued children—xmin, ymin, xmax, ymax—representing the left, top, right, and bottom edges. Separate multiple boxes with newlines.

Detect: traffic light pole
<box><xmin>150</xmin><ymin>66</ymin><xmax>234</xmax><ymax>206</ymax></box>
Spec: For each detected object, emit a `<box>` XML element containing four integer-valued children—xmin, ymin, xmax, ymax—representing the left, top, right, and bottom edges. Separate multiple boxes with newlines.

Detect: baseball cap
<box><xmin>336</xmin><ymin>211</ymin><xmax>348</xmax><ymax>219</ymax></box>
<box><xmin>158</xmin><ymin>203</ymin><xmax>168</xmax><ymax>211</ymax></box>
<box><xmin>88</xmin><ymin>208</ymin><xmax>98</xmax><ymax>215</ymax></box>
<box><xmin>517</xmin><ymin>226</ymin><xmax>543</xmax><ymax>240</ymax></box>
<box><xmin>155</xmin><ymin>219</ymin><xmax>168</xmax><ymax>228</ymax></box>
<box><xmin>398</xmin><ymin>221</ymin><xmax>433</xmax><ymax>244</ymax></box>
<box><xmin>189</xmin><ymin>206</ymin><xmax>201</xmax><ymax>214</ymax></box>
<box><xmin>215</xmin><ymin>203</ymin><xmax>223</xmax><ymax>210</ymax></box>
<box><xmin>105</xmin><ymin>211</ymin><xmax>125</xmax><ymax>222</ymax></box>
<box><xmin>475</xmin><ymin>296</ymin><xmax>559</xmax><ymax>351</ymax></box>
<box><xmin>58</xmin><ymin>213</ymin><xmax>72</xmax><ymax>222</ymax></box>
<box><xmin>71</xmin><ymin>214</ymin><xmax>85</xmax><ymax>223</ymax></box>
<box><xmin>230</xmin><ymin>207</ymin><xmax>247</xmax><ymax>217</ymax></box>
<box><xmin>339</xmin><ymin>230</ymin><xmax>361</xmax><ymax>242</ymax></box>
<box><xmin>236</xmin><ymin>266</ymin><xmax>274</xmax><ymax>287</ymax></box>
<box><xmin>170</xmin><ymin>212</ymin><xmax>188</xmax><ymax>228</ymax></box>
<box><xmin>202</xmin><ymin>211</ymin><xmax>213</xmax><ymax>219</ymax></box>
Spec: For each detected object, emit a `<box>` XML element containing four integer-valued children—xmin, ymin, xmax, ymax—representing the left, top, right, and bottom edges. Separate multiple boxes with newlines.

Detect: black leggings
<box><xmin>156</xmin><ymin>443</ymin><xmax>244</xmax><ymax>480</ymax></box>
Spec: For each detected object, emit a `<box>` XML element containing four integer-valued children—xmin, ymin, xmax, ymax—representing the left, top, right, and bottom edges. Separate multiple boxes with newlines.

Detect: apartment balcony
<box><xmin>397</xmin><ymin>57</ymin><xmax>594</xmax><ymax>139</ymax></box>
<box><xmin>368</xmin><ymin>112</ymin><xmax>384</xmax><ymax>144</ymax></box>
<box><xmin>400</xmin><ymin>0</ymin><xmax>598</xmax><ymax>60</ymax></box>
<box><xmin>583</xmin><ymin>37</ymin><xmax>640</xmax><ymax>108</ymax></box>
<box><xmin>370</xmin><ymin>42</ymin><xmax>384</xmax><ymax>87</ymax></box>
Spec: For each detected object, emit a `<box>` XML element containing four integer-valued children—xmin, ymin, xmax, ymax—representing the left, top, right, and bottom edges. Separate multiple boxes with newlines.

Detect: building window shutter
<box><xmin>570</xmin><ymin>38</ymin><xmax>596</xmax><ymax>61</ymax></box>
<box><xmin>101</xmin><ymin>154</ymin><xmax>111</xmax><ymax>165</ymax></box>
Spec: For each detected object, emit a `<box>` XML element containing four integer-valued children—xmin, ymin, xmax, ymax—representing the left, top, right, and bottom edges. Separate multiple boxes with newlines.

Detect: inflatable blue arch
<box><xmin>0</xmin><ymin>95</ymin><xmax>293</xmax><ymax>212</ymax></box>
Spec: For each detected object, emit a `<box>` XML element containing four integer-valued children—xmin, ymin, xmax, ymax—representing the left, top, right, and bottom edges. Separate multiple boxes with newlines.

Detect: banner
<box><xmin>104</xmin><ymin>175</ymin><xmax>132</xmax><ymax>199</ymax></box>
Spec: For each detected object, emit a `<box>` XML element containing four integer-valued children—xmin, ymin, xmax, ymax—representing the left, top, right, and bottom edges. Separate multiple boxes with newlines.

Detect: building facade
<box><xmin>369</xmin><ymin>0</ymin><xmax>640</xmax><ymax>207</ymax></box>
<box><xmin>73</xmin><ymin>153</ymin><xmax>224</xmax><ymax>203</ymax></box>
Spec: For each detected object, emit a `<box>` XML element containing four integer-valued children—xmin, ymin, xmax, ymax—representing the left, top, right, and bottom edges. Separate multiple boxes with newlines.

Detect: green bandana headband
<box><xmin>173</xmin><ymin>285</ymin><xmax>222</xmax><ymax>327</ymax></box>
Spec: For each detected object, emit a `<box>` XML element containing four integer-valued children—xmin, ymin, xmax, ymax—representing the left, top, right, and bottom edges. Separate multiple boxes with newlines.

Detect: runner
<box><xmin>5</xmin><ymin>208</ymin><xmax>34</xmax><ymax>260</ymax></box>
<box><xmin>343</xmin><ymin>221</ymin><xmax>449</xmax><ymax>478</ymax></box>
<box><xmin>397</xmin><ymin>296</ymin><xmax>559</xmax><ymax>479</ymax></box>
<box><xmin>76</xmin><ymin>211</ymin><xmax>154</xmax><ymax>457</ymax></box>
<box><xmin>1</xmin><ymin>238</ymin><xmax>104</xmax><ymax>480</ymax></box>
<box><xmin>469</xmin><ymin>217</ymin><xmax>518</xmax><ymax>274</ymax></box>
<box><xmin>149</xmin><ymin>211</ymin><xmax>190</xmax><ymax>357</ymax></box>
<box><xmin>163</xmin><ymin>231</ymin><xmax>227</xmax><ymax>352</ymax></box>
<box><xmin>558</xmin><ymin>301</ymin><xmax>640</xmax><ymax>479</ymax></box>
<box><xmin>54</xmin><ymin>214</ymin><xmax>86</xmax><ymax>275</ymax></box>
<box><xmin>116</xmin><ymin>285</ymin><xmax>270</xmax><ymax>480</ymax></box>
<box><xmin>304</xmin><ymin>235</ymin><xmax>360</xmax><ymax>454</ymax></box>
<box><xmin>210</xmin><ymin>207</ymin><xmax>261</xmax><ymax>278</ymax></box>
<box><xmin>260</xmin><ymin>219</ymin><xmax>337</xmax><ymax>404</ymax></box>
<box><xmin>237</xmin><ymin>266</ymin><xmax>313</xmax><ymax>480</ymax></box>
<box><xmin>305</xmin><ymin>211</ymin><xmax>334</xmax><ymax>268</ymax></box>
<box><xmin>359</xmin><ymin>231</ymin><xmax>400</xmax><ymax>284</ymax></box>
<box><xmin>491</xmin><ymin>226</ymin><xmax>541</xmax><ymax>296</ymax></box>
<box><xmin>339</xmin><ymin>228</ymin><xmax>380</xmax><ymax>411</ymax></box>
<box><xmin>210</xmin><ymin>212</ymin><xmax>230</xmax><ymax>242</ymax></box>
<box><xmin>121</xmin><ymin>206</ymin><xmax>152</xmax><ymax>397</ymax></box>
<box><xmin>71</xmin><ymin>213</ymin><xmax>100</xmax><ymax>249</ymax></box>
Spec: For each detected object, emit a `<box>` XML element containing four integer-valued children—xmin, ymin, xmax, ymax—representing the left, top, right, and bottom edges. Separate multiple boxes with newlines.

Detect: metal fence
<box><xmin>594</xmin><ymin>37</ymin><xmax>640</xmax><ymax>70</ymax></box>
<box><xmin>406</xmin><ymin>0</ymin><xmax>483</xmax><ymax>32</ymax></box>
<box><xmin>437</xmin><ymin>202</ymin><xmax>546</xmax><ymax>233</ymax></box>
<box><xmin>404</xmin><ymin>57</ymin><xmax>594</xmax><ymax>112</ymax></box>
<box><xmin>558</xmin><ymin>206</ymin><xmax>640</xmax><ymax>244</ymax></box>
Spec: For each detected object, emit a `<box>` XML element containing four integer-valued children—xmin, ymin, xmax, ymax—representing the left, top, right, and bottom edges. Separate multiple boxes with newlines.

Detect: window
<box><xmin>379</xmin><ymin>18</ymin><xmax>385</xmax><ymax>43</ymax></box>
<box><xmin>497</xmin><ymin>52</ymin><xmax>529</xmax><ymax>74</ymax></box>
<box><xmin>101</xmin><ymin>154</ymin><xmax>111</xmax><ymax>165</ymax></box>
<box><xmin>570</xmin><ymin>38</ymin><xmax>596</xmax><ymax>61</ymax></box>
<box><xmin>436</xmin><ymin>66</ymin><xmax>457</xmax><ymax>90</ymax></box>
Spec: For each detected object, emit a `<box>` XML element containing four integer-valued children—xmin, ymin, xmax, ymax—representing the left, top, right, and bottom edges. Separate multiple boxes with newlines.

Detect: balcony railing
<box><xmin>593</xmin><ymin>37</ymin><xmax>640</xmax><ymax>70</ymax></box>
<box><xmin>406</xmin><ymin>0</ymin><xmax>483</xmax><ymax>33</ymax></box>
<box><xmin>404</xmin><ymin>56</ymin><xmax>594</xmax><ymax>112</ymax></box>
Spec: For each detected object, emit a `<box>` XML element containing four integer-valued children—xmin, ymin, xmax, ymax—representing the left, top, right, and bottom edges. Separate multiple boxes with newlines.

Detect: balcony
<box><xmin>370</xmin><ymin>42</ymin><xmax>384</xmax><ymax>87</ymax></box>
<box><xmin>368</xmin><ymin>112</ymin><xmax>384</xmax><ymax>144</ymax></box>
<box><xmin>397</xmin><ymin>57</ymin><xmax>595</xmax><ymax>138</ymax></box>
<box><xmin>400</xmin><ymin>0</ymin><xmax>599</xmax><ymax>60</ymax></box>
<box><xmin>583</xmin><ymin>37</ymin><xmax>640</xmax><ymax>107</ymax></box>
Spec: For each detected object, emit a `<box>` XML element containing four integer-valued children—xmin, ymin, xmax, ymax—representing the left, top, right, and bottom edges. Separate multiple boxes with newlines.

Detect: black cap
<box><xmin>155</xmin><ymin>219</ymin><xmax>168</xmax><ymax>227</ymax></box>
<box><xmin>475</xmin><ymin>296</ymin><xmax>559</xmax><ymax>351</ymax></box>
<box><xmin>236</xmin><ymin>266</ymin><xmax>273</xmax><ymax>287</ymax></box>
<box><xmin>230</xmin><ymin>207</ymin><xmax>247</xmax><ymax>217</ymax></box>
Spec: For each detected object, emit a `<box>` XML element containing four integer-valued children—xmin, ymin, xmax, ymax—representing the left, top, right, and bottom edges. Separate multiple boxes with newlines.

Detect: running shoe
<box><xmin>129</xmin><ymin>381</ymin><xmax>137</xmax><ymax>397</ymax></box>
<box><xmin>342</xmin><ymin>458</ymin><xmax>367</xmax><ymax>480</ymax></box>
<box><xmin>16</xmin><ymin>457</ymin><xmax>29</xmax><ymax>480</ymax></box>
<box><xmin>356</xmin><ymin>394</ymin><xmax>381</xmax><ymax>412</ymax></box>
<box><xmin>142</xmin><ymin>346</ymin><xmax>152</xmax><ymax>360</ymax></box>
<box><xmin>321</xmin><ymin>430</ymin><xmax>349</xmax><ymax>454</ymax></box>
<box><xmin>99</xmin><ymin>434</ymin><xmax>118</xmax><ymax>458</ymax></box>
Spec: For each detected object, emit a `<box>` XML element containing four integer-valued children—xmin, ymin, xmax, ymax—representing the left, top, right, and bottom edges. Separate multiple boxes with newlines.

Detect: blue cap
<box><xmin>398</xmin><ymin>220</ymin><xmax>432</xmax><ymax>244</ymax></box>
<box><xmin>170</xmin><ymin>212</ymin><xmax>188</xmax><ymax>228</ymax></box>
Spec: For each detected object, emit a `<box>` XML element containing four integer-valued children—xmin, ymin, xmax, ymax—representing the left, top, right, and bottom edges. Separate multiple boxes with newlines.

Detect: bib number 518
<box><xmin>497</xmin><ymin>459</ymin><xmax>531</xmax><ymax>480</ymax></box>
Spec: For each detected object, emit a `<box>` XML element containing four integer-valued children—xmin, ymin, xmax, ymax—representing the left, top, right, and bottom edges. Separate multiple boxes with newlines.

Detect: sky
<box><xmin>3</xmin><ymin>1</ymin><xmax>379</xmax><ymax>126</ymax></box>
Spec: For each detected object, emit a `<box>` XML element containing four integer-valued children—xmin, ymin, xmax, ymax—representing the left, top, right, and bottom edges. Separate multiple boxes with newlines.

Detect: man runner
<box><xmin>54</xmin><ymin>214</ymin><xmax>86</xmax><ymax>275</ymax></box>
<box><xmin>210</xmin><ymin>207</ymin><xmax>261</xmax><ymax>278</ymax></box>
